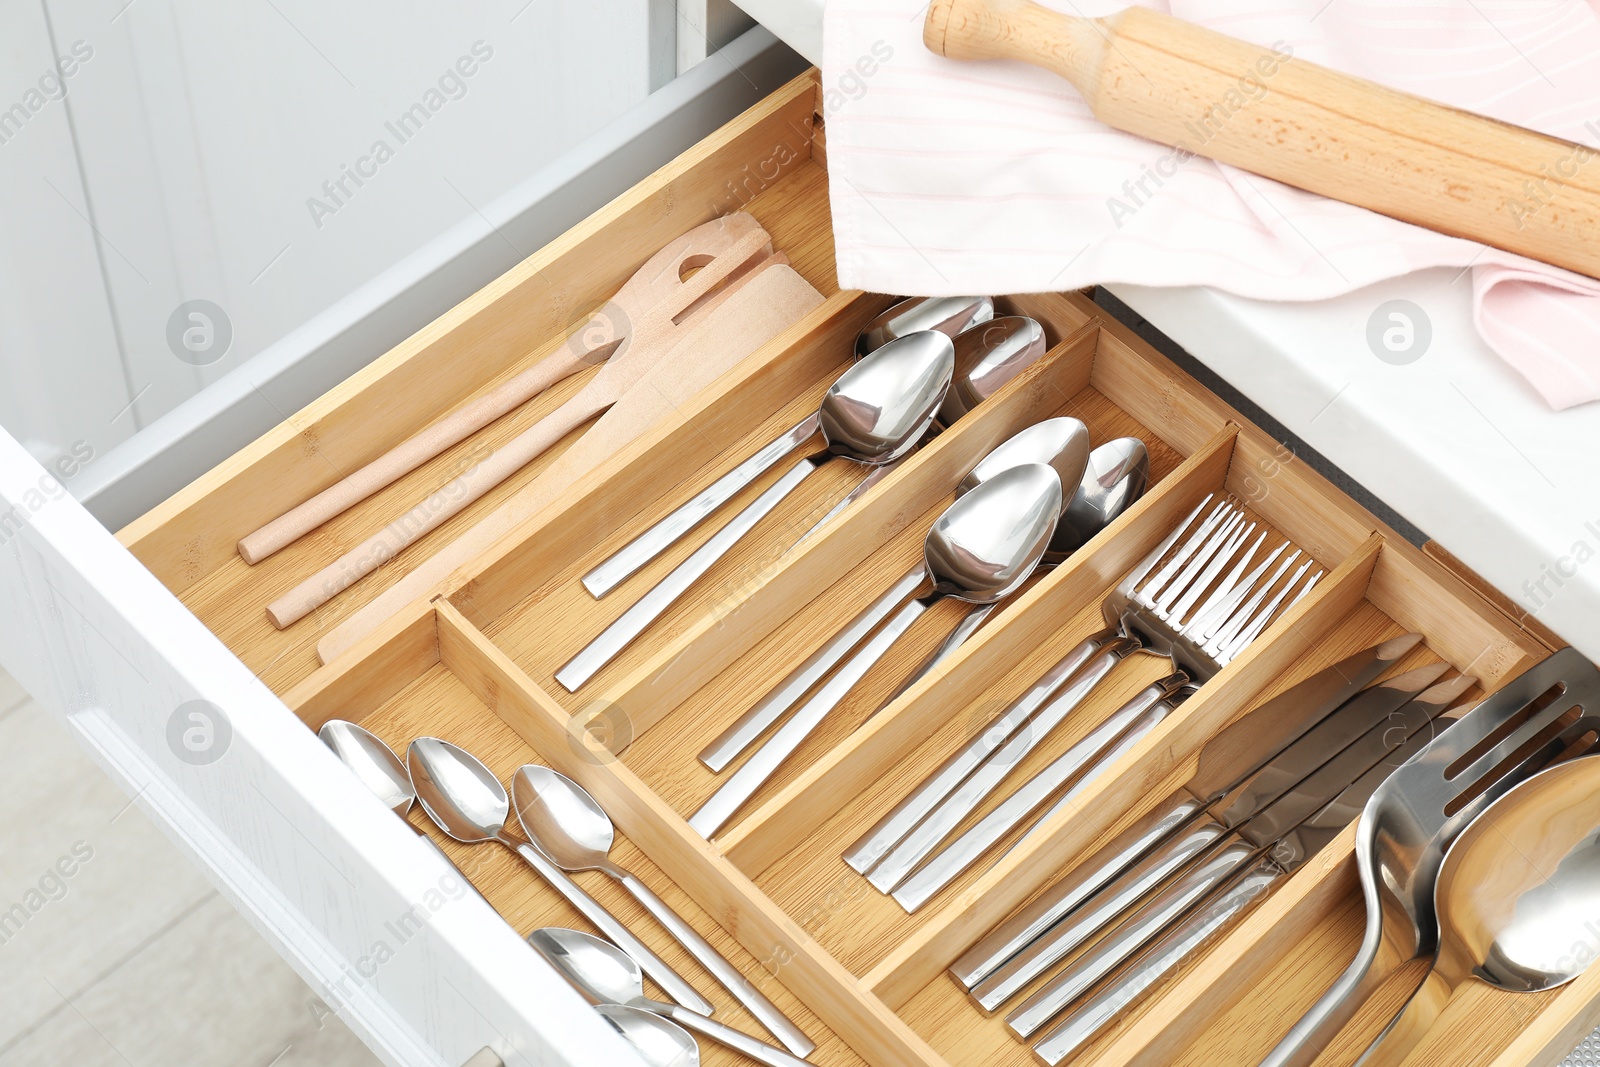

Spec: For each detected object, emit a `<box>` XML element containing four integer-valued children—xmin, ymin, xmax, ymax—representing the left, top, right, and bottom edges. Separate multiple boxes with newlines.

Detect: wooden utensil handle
<box><xmin>926</xmin><ymin>0</ymin><xmax>1600</xmax><ymax>281</ymax></box>
<box><xmin>238</xmin><ymin>347</ymin><xmax>592</xmax><ymax>564</ymax></box>
<box><xmin>265</xmin><ymin>395</ymin><xmax>601</xmax><ymax>629</ymax></box>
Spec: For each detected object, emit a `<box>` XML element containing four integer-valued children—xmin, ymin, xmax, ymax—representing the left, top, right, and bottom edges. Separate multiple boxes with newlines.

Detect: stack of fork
<box><xmin>847</xmin><ymin>495</ymin><xmax>1324</xmax><ymax>912</ymax></box>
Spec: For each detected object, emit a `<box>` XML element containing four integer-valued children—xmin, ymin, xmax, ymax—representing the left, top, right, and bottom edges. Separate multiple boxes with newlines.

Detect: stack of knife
<box><xmin>948</xmin><ymin>634</ymin><xmax>1477</xmax><ymax>1064</ymax></box>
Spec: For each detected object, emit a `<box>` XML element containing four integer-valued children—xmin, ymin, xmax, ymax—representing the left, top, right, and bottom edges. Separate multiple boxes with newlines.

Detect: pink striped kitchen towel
<box><xmin>822</xmin><ymin>0</ymin><xmax>1600</xmax><ymax>409</ymax></box>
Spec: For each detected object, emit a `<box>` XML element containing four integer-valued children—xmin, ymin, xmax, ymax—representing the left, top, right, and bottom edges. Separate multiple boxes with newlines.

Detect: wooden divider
<box><xmin>715</xmin><ymin>423</ymin><xmax>1238</xmax><ymax>875</ymax></box>
<box><xmin>863</xmin><ymin>532</ymin><xmax>1385</xmax><ymax>1009</ymax></box>
<box><xmin>433</xmin><ymin>601</ymin><xmax>950</xmax><ymax>1067</ymax></box>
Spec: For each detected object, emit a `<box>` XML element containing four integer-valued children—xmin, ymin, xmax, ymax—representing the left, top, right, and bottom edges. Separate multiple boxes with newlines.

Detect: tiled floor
<box><xmin>0</xmin><ymin>670</ymin><xmax>380</xmax><ymax>1067</ymax></box>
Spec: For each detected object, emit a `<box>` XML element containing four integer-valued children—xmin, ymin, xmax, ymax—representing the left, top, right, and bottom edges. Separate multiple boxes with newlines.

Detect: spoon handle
<box><xmin>556</xmin><ymin>452</ymin><xmax>827</xmax><ymax>692</ymax></box>
<box><xmin>843</xmin><ymin>630</ymin><xmax>1114</xmax><ymax>876</ymax></box>
<box><xmin>1350</xmin><ymin>968</ymin><xmax>1452</xmax><ymax>1067</ymax></box>
<box><xmin>609</xmin><ymin>867</ymin><xmax>814</xmax><ymax>1057</ymax></box>
<box><xmin>689</xmin><ymin>594</ymin><xmax>934</xmax><ymax>839</ymax></box>
<box><xmin>581</xmin><ymin>414</ymin><xmax>821</xmax><ymax>598</ymax></box>
<box><xmin>508</xmin><ymin>840</ymin><xmax>712</xmax><ymax>1015</ymax></box>
<box><xmin>699</xmin><ymin>565</ymin><xmax>926</xmax><ymax>773</ymax></box>
<box><xmin>652</xmin><ymin>1001</ymin><xmax>815</xmax><ymax>1067</ymax></box>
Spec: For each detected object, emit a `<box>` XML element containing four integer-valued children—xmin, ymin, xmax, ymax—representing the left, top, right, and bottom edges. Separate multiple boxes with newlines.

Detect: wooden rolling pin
<box><xmin>924</xmin><ymin>0</ymin><xmax>1600</xmax><ymax>281</ymax></box>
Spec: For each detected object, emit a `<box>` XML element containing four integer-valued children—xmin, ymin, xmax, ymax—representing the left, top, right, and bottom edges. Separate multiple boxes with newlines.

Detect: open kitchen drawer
<box><xmin>3</xmin><ymin>58</ymin><xmax>1596</xmax><ymax>1067</ymax></box>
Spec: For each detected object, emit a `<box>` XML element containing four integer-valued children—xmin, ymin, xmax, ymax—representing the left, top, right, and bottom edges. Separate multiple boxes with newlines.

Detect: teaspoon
<box><xmin>513</xmin><ymin>765</ymin><xmax>813</xmax><ymax>1056</ymax></box>
<box><xmin>405</xmin><ymin>737</ymin><xmax>712</xmax><ymax>1014</ymax></box>
<box><xmin>595</xmin><ymin>1004</ymin><xmax>700</xmax><ymax>1067</ymax></box>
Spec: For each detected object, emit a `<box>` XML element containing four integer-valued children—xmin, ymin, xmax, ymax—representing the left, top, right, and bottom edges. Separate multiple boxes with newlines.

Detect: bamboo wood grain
<box><xmin>238</xmin><ymin>213</ymin><xmax>776</xmax><ymax>566</ymax></box>
<box><xmin>924</xmin><ymin>1</ymin><xmax>1600</xmax><ymax>280</ymax></box>
<box><xmin>122</xmin><ymin>66</ymin><xmax>1591</xmax><ymax>1067</ymax></box>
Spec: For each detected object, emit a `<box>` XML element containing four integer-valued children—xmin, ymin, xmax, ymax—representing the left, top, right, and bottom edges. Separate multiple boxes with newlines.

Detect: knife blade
<box><xmin>1014</xmin><ymin>675</ymin><xmax>1471</xmax><ymax>1051</ymax></box>
<box><xmin>950</xmin><ymin>633</ymin><xmax>1425</xmax><ymax>992</ymax></box>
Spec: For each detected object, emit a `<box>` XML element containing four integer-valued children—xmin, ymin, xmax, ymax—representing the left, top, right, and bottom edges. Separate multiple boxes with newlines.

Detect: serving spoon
<box><xmin>595</xmin><ymin>1005</ymin><xmax>700</xmax><ymax>1067</ymax></box>
<box><xmin>1357</xmin><ymin>753</ymin><xmax>1600</xmax><ymax>1066</ymax></box>
<box><xmin>580</xmin><ymin>297</ymin><xmax>1001</xmax><ymax>600</ymax></box>
<box><xmin>530</xmin><ymin>927</ymin><xmax>813</xmax><ymax>1067</ymax></box>
<box><xmin>698</xmin><ymin>416</ymin><xmax>1090</xmax><ymax>774</ymax></box>
<box><xmin>556</xmin><ymin>329</ymin><xmax>956</xmax><ymax>691</ymax></box>
<box><xmin>404</xmin><ymin>737</ymin><xmax>711</xmax><ymax>1014</ymax></box>
<box><xmin>512</xmin><ymin>765</ymin><xmax>813</xmax><ymax>1056</ymax></box>
<box><xmin>689</xmin><ymin>462</ymin><xmax>1064</xmax><ymax>838</ymax></box>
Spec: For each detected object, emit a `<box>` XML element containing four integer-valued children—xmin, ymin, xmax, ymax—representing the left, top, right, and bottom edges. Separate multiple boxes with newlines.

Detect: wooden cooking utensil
<box><xmin>264</xmin><ymin>216</ymin><xmax>780</xmax><ymax>630</ymax></box>
<box><xmin>924</xmin><ymin>0</ymin><xmax>1600</xmax><ymax>281</ymax></box>
<box><xmin>240</xmin><ymin>212</ymin><xmax>774</xmax><ymax>566</ymax></box>
<box><xmin>296</xmin><ymin>258</ymin><xmax>824</xmax><ymax>650</ymax></box>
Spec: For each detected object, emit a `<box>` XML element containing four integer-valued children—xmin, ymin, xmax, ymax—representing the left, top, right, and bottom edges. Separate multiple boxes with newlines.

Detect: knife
<box><xmin>947</xmin><ymin>633</ymin><xmax>1426</xmax><ymax>993</ymax></box>
<box><xmin>1027</xmin><ymin>678</ymin><xmax>1473</xmax><ymax>1063</ymax></box>
<box><xmin>1004</xmin><ymin>671</ymin><xmax>1465</xmax><ymax>1036</ymax></box>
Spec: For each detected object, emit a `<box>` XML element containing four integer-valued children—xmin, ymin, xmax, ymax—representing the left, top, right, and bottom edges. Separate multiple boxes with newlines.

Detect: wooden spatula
<box><xmin>309</xmin><ymin>259</ymin><xmax>826</xmax><ymax>661</ymax></box>
<box><xmin>265</xmin><ymin>215</ymin><xmax>777</xmax><ymax>629</ymax></box>
<box><xmin>925</xmin><ymin>0</ymin><xmax>1600</xmax><ymax>280</ymax></box>
<box><xmin>240</xmin><ymin>212</ymin><xmax>773</xmax><ymax>566</ymax></box>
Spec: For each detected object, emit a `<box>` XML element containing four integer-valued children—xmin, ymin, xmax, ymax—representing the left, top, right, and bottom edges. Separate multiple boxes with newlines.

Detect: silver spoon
<box><xmin>319</xmin><ymin>720</ymin><xmax>415</xmax><ymax>816</ymax></box>
<box><xmin>595</xmin><ymin>1005</ymin><xmax>700</xmax><ymax>1067</ymax></box>
<box><xmin>689</xmin><ymin>463</ymin><xmax>1064</xmax><ymax>839</ymax></box>
<box><xmin>404</xmin><ymin>737</ymin><xmax>712</xmax><ymax>1014</ymax></box>
<box><xmin>530</xmin><ymin>927</ymin><xmax>813</xmax><ymax>1067</ymax></box>
<box><xmin>513</xmin><ymin>765</ymin><xmax>813</xmax><ymax>1056</ymax></box>
<box><xmin>1356</xmin><ymin>753</ymin><xmax>1600</xmax><ymax>1066</ymax></box>
<box><xmin>556</xmin><ymin>330</ymin><xmax>956</xmax><ymax>691</ymax></box>
<box><xmin>856</xmin><ymin>294</ymin><xmax>994</xmax><ymax>357</ymax></box>
<box><xmin>696</xmin><ymin>416</ymin><xmax>1090</xmax><ymax>774</ymax></box>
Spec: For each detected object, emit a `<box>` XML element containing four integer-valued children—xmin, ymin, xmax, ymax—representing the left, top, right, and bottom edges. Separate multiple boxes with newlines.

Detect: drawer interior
<box><xmin>118</xmin><ymin>68</ymin><xmax>1597</xmax><ymax>1067</ymax></box>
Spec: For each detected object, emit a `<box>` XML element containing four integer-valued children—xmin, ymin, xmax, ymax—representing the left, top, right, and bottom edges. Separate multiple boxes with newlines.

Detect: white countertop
<box><xmin>734</xmin><ymin>0</ymin><xmax>1600</xmax><ymax>663</ymax></box>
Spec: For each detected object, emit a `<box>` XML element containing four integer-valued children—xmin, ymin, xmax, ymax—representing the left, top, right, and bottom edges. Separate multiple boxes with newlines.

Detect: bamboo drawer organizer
<box><xmin>118</xmin><ymin>69</ymin><xmax>1597</xmax><ymax>1067</ymax></box>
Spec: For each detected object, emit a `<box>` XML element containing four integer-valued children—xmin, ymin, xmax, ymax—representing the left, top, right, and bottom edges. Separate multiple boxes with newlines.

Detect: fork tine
<box><xmin>1166</xmin><ymin>520</ymin><xmax>1256</xmax><ymax>624</ymax></box>
<box><xmin>1137</xmin><ymin>497</ymin><xmax>1225</xmax><ymax>604</ymax></box>
<box><xmin>1151</xmin><ymin>509</ymin><xmax>1243</xmax><ymax>615</ymax></box>
<box><xmin>1205</xmin><ymin>549</ymin><xmax>1300</xmax><ymax>652</ymax></box>
<box><xmin>1190</xmin><ymin>536</ymin><xmax>1281</xmax><ymax>640</ymax></box>
<box><xmin>1217</xmin><ymin>557</ymin><xmax>1317</xmax><ymax>661</ymax></box>
<box><xmin>1122</xmin><ymin>496</ymin><xmax>1213</xmax><ymax>603</ymax></box>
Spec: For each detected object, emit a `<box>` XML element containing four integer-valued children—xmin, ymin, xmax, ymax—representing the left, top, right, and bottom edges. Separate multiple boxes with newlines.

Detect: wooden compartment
<box><xmin>116</xmin><ymin>67</ymin><xmax>1594</xmax><ymax>1067</ymax></box>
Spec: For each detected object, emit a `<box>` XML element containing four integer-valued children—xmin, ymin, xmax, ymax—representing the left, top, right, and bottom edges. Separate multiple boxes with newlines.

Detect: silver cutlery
<box><xmin>1355</xmin><ymin>752</ymin><xmax>1600</xmax><ymax>1066</ymax></box>
<box><xmin>1017</xmin><ymin>674</ymin><xmax>1465</xmax><ymax>1044</ymax></box>
<box><xmin>582</xmin><ymin>296</ymin><xmax>993</xmax><ymax>600</ymax></box>
<box><xmin>512</xmin><ymin>765</ymin><xmax>812</xmax><ymax>1056</ymax></box>
<box><xmin>531</xmin><ymin>928</ymin><xmax>813</xmax><ymax>1067</ymax></box>
<box><xmin>867</xmin><ymin>495</ymin><xmax>1323</xmax><ymax>907</ymax></box>
<box><xmin>1259</xmin><ymin>646</ymin><xmax>1600</xmax><ymax>1067</ymax></box>
<box><xmin>840</xmin><ymin>437</ymin><xmax>1150</xmax><ymax>876</ymax></box>
<box><xmin>968</xmin><ymin>664</ymin><xmax>1457</xmax><ymax>1012</ymax></box>
<box><xmin>698</xmin><ymin>416</ymin><xmax>1090</xmax><ymax>774</ymax></box>
<box><xmin>948</xmin><ymin>634</ymin><xmax>1423</xmax><ymax>993</ymax></box>
<box><xmin>688</xmin><ymin>463</ymin><xmax>1065</xmax><ymax>839</ymax></box>
<box><xmin>405</xmin><ymin>737</ymin><xmax>712</xmax><ymax>1014</ymax></box>
<box><xmin>556</xmin><ymin>330</ymin><xmax>955</xmax><ymax>691</ymax></box>
<box><xmin>1029</xmin><ymin>680</ymin><xmax>1475</xmax><ymax>1063</ymax></box>
<box><xmin>595</xmin><ymin>1004</ymin><xmax>700</xmax><ymax>1067</ymax></box>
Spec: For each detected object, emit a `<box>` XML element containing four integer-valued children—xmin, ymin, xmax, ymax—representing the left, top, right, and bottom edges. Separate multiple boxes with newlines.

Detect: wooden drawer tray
<box><xmin>116</xmin><ymin>69</ymin><xmax>1596</xmax><ymax>1067</ymax></box>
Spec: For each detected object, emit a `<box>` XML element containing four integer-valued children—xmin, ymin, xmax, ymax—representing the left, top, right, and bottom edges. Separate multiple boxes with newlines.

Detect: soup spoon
<box><xmin>689</xmin><ymin>463</ymin><xmax>1063</xmax><ymax>838</ymax></box>
<box><xmin>530</xmin><ymin>928</ymin><xmax>812</xmax><ymax>1067</ymax></box>
<box><xmin>856</xmin><ymin>294</ymin><xmax>994</xmax><ymax>357</ymax></box>
<box><xmin>1357</xmin><ymin>753</ymin><xmax>1600</xmax><ymax>1066</ymax></box>
<box><xmin>513</xmin><ymin>765</ymin><xmax>812</xmax><ymax>1055</ymax></box>
<box><xmin>556</xmin><ymin>329</ymin><xmax>955</xmax><ymax>691</ymax></box>
<box><xmin>594</xmin><ymin>1005</ymin><xmax>700</xmax><ymax>1067</ymax></box>
<box><xmin>698</xmin><ymin>416</ymin><xmax>1089</xmax><ymax>773</ymax></box>
<box><xmin>404</xmin><ymin>737</ymin><xmax>711</xmax><ymax>1014</ymax></box>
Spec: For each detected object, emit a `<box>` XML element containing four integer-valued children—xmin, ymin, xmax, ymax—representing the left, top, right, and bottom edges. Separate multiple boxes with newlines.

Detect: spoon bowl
<box><xmin>821</xmin><ymin>330</ymin><xmax>956</xmax><ymax>465</ymax></box>
<box><xmin>319</xmin><ymin>720</ymin><xmax>414</xmax><ymax>816</ymax></box>
<box><xmin>531</xmin><ymin>928</ymin><xmax>811</xmax><ymax>1067</ymax></box>
<box><xmin>1049</xmin><ymin>437</ymin><xmax>1150</xmax><ymax>560</ymax></box>
<box><xmin>856</xmin><ymin>295</ymin><xmax>993</xmax><ymax>357</ymax></box>
<box><xmin>941</xmin><ymin>316</ymin><xmax>1047</xmax><ymax>425</ymax></box>
<box><xmin>960</xmin><ymin>417</ymin><xmax>1090</xmax><ymax>499</ymax></box>
<box><xmin>925</xmin><ymin>462</ymin><xmax>1062</xmax><ymax>604</ymax></box>
<box><xmin>594</xmin><ymin>1005</ymin><xmax>699</xmax><ymax>1067</ymax></box>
